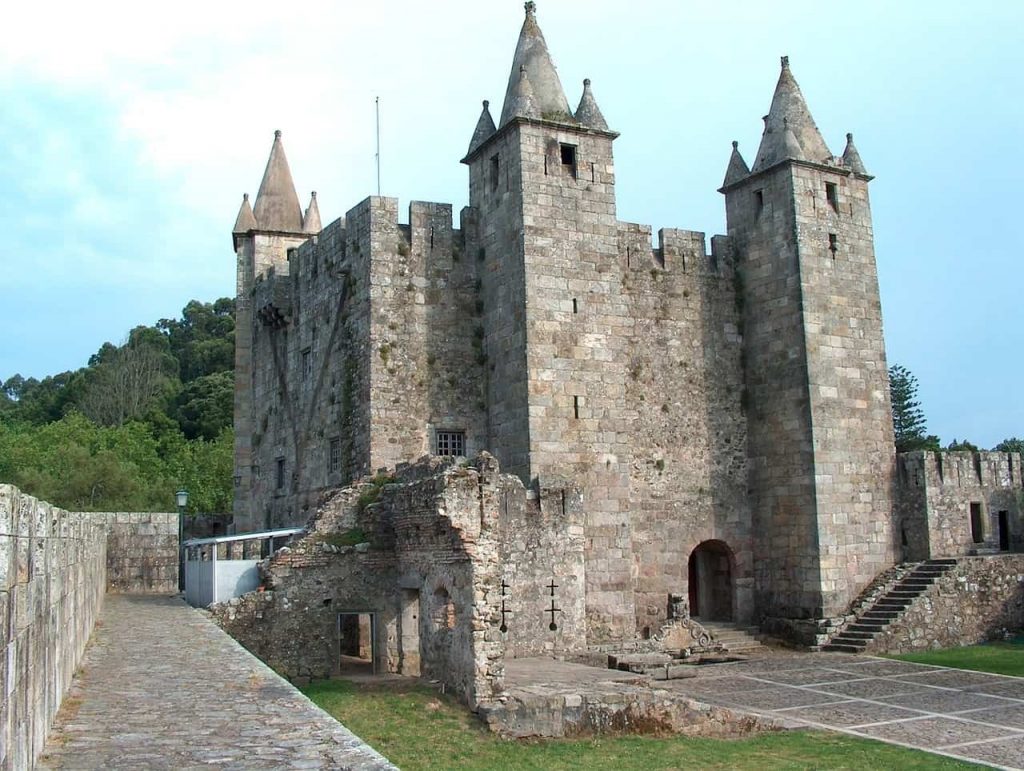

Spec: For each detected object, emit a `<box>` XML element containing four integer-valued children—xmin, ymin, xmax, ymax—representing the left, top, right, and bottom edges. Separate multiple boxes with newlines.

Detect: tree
<box><xmin>994</xmin><ymin>437</ymin><xmax>1024</xmax><ymax>454</ymax></box>
<box><xmin>175</xmin><ymin>371</ymin><xmax>233</xmax><ymax>440</ymax></box>
<box><xmin>889</xmin><ymin>364</ymin><xmax>939</xmax><ymax>452</ymax></box>
<box><xmin>78</xmin><ymin>337</ymin><xmax>178</xmax><ymax>427</ymax></box>
<box><xmin>946</xmin><ymin>438</ymin><xmax>979</xmax><ymax>452</ymax></box>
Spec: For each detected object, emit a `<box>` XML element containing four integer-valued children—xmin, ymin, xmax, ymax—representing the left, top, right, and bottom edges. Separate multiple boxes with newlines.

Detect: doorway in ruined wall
<box><xmin>687</xmin><ymin>540</ymin><xmax>734</xmax><ymax>622</ymax></box>
<box><xmin>998</xmin><ymin>510</ymin><xmax>1010</xmax><ymax>551</ymax></box>
<box><xmin>399</xmin><ymin>590</ymin><xmax>421</xmax><ymax>676</ymax></box>
<box><xmin>337</xmin><ymin>612</ymin><xmax>376</xmax><ymax>675</ymax></box>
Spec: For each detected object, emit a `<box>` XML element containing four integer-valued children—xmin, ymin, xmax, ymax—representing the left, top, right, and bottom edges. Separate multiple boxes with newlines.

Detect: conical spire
<box><xmin>503</xmin><ymin>65</ymin><xmax>540</xmax><ymax>123</ymax></box>
<box><xmin>574</xmin><ymin>78</ymin><xmax>608</xmax><ymax>130</ymax></box>
<box><xmin>752</xmin><ymin>57</ymin><xmax>832</xmax><ymax>172</ymax></box>
<box><xmin>302</xmin><ymin>191</ymin><xmax>322</xmax><ymax>234</ymax></box>
<box><xmin>781</xmin><ymin>118</ymin><xmax>805</xmax><ymax>161</ymax></box>
<box><xmin>467</xmin><ymin>100</ymin><xmax>497</xmax><ymax>157</ymax></box>
<box><xmin>233</xmin><ymin>193</ymin><xmax>257</xmax><ymax>234</ymax></box>
<box><xmin>252</xmin><ymin>130</ymin><xmax>304</xmax><ymax>233</ymax></box>
<box><xmin>500</xmin><ymin>2</ymin><xmax>572</xmax><ymax>126</ymax></box>
<box><xmin>842</xmin><ymin>132</ymin><xmax>867</xmax><ymax>174</ymax></box>
<box><xmin>722</xmin><ymin>141</ymin><xmax>750</xmax><ymax>188</ymax></box>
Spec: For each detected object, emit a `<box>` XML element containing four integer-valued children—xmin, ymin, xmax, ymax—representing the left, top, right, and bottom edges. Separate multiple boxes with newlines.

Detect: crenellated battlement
<box><xmin>899</xmin><ymin>451</ymin><xmax>1023</xmax><ymax>491</ymax></box>
<box><xmin>617</xmin><ymin>222</ymin><xmax>733</xmax><ymax>278</ymax></box>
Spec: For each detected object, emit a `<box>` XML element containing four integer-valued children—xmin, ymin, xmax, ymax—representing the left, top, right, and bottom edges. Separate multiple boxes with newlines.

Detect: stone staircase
<box><xmin>823</xmin><ymin>559</ymin><xmax>958</xmax><ymax>653</ymax></box>
<box><xmin>699</xmin><ymin>621</ymin><xmax>769</xmax><ymax>655</ymax></box>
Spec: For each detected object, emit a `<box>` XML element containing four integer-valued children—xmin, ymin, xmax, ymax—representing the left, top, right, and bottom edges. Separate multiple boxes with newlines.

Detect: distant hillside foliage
<box><xmin>0</xmin><ymin>299</ymin><xmax>235</xmax><ymax>513</ymax></box>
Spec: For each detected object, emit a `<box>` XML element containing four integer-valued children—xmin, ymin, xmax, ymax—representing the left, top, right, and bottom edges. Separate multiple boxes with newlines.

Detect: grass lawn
<box><xmin>301</xmin><ymin>679</ymin><xmax>980</xmax><ymax>770</ymax></box>
<box><xmin>891</xmin><ymin>635</ymin><xmax>1024</xmax><ymax>677</ymax></box>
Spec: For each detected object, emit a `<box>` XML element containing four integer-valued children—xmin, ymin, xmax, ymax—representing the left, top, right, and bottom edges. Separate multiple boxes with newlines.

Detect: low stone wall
<box><xmin>866</xmin><ymin>555</ymin><xmax>1024</xmax><ymax>654</ymax></box>
<box><xmin>104</xmin><ymin>512</ymin><xmax>179</xmax><ymax>593</ymax></box>
<box><xmin>0</xmin><ymin>486</ymin><xmax>181</xmax><ymax>770</ymax></box>
<box><xmin>0</xmin><ymin>486</ymin><xmax>107</xmax><ymax>771</ymax></box>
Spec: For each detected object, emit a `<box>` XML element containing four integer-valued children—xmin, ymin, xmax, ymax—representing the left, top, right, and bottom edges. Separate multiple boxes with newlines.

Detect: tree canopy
<box><xmin>1</xmin><ymin>299</ymin><xmax>235</xmax><ymax>513</ymax></box>
<box><xmin>889</xmin><ymin>364</ymin><xmax>940</xmax><ymax>452</ymax></box>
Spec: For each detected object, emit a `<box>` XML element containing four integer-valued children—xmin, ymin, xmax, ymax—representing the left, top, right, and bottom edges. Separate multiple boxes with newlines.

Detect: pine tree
<box><xmin>889</xmin><ymin>364</ymin><xmax>937</xmax><ymax>452</ymax></box>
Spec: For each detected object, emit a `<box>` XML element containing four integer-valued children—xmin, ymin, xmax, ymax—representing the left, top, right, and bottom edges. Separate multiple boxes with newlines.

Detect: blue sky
<box><xmin>2</xmin><ymin>1</ymin><xmax>1021</xmax><ymax>448</ymax></box>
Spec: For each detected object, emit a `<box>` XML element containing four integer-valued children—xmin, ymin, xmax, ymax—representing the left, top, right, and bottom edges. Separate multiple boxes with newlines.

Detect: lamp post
<box><xmin>176</xmin><ymin>488</ymin><xmax>189</xmax><ymax>591</ymax></box>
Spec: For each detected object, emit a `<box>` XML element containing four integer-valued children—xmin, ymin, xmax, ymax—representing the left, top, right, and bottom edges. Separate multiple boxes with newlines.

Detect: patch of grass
<box><xmin>356</xmin><ymin>473</ymin><xmax>396</xmax><ymax>513</ymax></box>
<box><xmin>891</xmin><ymin>636</ymin><xmax>1024</xmax><ymax>677</ymax></box>
<box><xmin>317</xmin><ymin>528</ymin><xmax>368</xmax><ymax>547</ymax></box>
<box><xmin>301</xmin><ymin>680</ymin><xmax>979</xmax><ymax>771</ymax></box>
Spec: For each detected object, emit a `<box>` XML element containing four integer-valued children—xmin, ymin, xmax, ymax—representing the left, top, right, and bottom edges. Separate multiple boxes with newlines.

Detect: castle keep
<box><xmin>227</xmin><ymin>4</ymin><xmax>1021</xmax><ymax>693</ymax></box>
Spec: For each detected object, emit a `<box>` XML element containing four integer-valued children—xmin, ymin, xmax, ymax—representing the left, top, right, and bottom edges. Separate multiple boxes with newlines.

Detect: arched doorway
<box><xmin>687</xmin><ymin>540</ymin><xmax>734</xmax><ymax>622</ymax></box>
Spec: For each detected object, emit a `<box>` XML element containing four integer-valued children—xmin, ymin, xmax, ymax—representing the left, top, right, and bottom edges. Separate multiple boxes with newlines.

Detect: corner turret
<box><xmin>842</xmin><ymin>132</ymin><xmax>868</xmax><ymax>175</ymax></box>
<box><xmin>253</xmin><ymin>130</ymin><xmax>304</xmax><ymax>234</ymax></box>
<box><xmin>467</xmin><ymin>100</ymin><xmax>497</xmax><ymax>157</ymax></box>
<box><xmin>752</xmin><ymin>57</ymin><xmax>832</xmax><ymax>172</ymax></box>
<box><xmin>721</xmin><ymin>141</ymin><xmax>750</xmax><ymax>188</ymax></box>
<box><xmin>302</xmin><ymin>191</ymin><xmax>322</xmax><ymax>234</ymax></box>
<box><xmin>503</xmin><ymin>64</ymin><xmax>541</xmax><ymax>123</ymax></box>
<box><xmin>232</xmin><ymin>193</ymin><xmax>257</xmax><ymax>249</ymax></box>
<box><xmin>574</xmin><ymin>78</ymin><xmax>608</xmax><ymax>130</ymax></box>
<box><xmin>499</xmin><ymin>2</ymin><xmax>572</xmax><ymax>126</ymax></box>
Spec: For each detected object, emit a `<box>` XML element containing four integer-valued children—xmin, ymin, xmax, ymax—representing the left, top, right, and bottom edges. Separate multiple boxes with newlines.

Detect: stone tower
<box><xmin>232</xmin><ymin>131</ymin><xmax>319</xmax><ymax>532</ymax></box>
<box><xmin>462</xmin><ymin>2</ymin><xmax>637</xmax><ymax>642</ymax></box>
<box><xmin>720</xmin><ymin>58</ymin><xmax>897</xmax><ymax>641</ymax></box>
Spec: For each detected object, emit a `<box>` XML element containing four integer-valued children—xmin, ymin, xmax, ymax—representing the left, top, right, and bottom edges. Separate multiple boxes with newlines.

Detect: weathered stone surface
<box><xmin>40</xmin><ymin>595</ymin><xmax>394</xmax><ymax>771</ymax></box>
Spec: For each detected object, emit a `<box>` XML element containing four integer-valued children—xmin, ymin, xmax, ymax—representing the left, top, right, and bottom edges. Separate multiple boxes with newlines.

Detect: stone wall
<box><xmin>104</xmin><ymin>512</ymin><xmax>179</xmax><ymax>593</ymax></box>
<box><xmin>1</xmin><ymin>487</ymin><xmax>107</xmax><ymax>771</ymax></box>
<box><xmin>897</xmin><ymin>451</ymin><xmax>1023</xmax><ymax>560</ymax></box>
<box><xmin>865</xmin><ymin>555</ymin><xmax>1024</xmax><ymax>653</ymax></box>
<box><xmin>0</xmin><ymin>486</ymin><xmax>181</xmax><ymax>770</ymax></box>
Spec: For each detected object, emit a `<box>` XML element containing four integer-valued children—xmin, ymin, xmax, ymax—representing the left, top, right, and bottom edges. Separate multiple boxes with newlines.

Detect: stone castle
<box><xmin>227</xmin><ymin>2</ymin><xmax>1021</xmax><ymax>689</ymax></box>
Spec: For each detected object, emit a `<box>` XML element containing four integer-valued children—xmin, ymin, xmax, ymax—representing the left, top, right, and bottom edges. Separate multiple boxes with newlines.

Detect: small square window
<box><xmin>435</xmin><ymin>430</ymin><xmax>466</xmax><ymax>457</ymax></box>
<box><xmin>329</xmin><ymin>437</ymin><xmax>341</xmax><ymax>474</ymax></box>
<box><xmin>560</xmin><ymin>143</ymin><xmax>577</xmax><ymax>179</ymax></box>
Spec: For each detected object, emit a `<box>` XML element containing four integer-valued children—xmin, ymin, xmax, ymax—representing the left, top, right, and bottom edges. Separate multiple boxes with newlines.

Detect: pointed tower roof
<box><xmin>574</xmin><ymin>78</ymin><xmax>608</xmax><ymax>130</ymax></box>
<box><xmin>842</xmin><ymin>132</ymin><xmax>867</xmax><ymax>174</ymax></box>
<box><xmin>302</xmin><ymin>191</ymin><xmax>322</xmax><ymax>234</ymax></box>
<box><xmin>503</xmin><ymin>65</ymin><xmax>541</xmax><ymax>124</ymax></box>
<box><xmin>499</xmin><ymin>2</ymin><xmax>573</xmax><ymax>126</ymax></box>
<box><xmin>722</xmin><ymin>141</ymin><xmax>750</xmax><ymax>188</ymax></box>
<box><xmin>252</xmin><ymin>130</ymin><xmax>304</xmax><ymax>233</ymax></box>
<box><xmin>781</xmin><ymin>118</ymin><xmax>805</xmax><ymax>161</ymax></box>
<box><xmin>467</xmin><ymin>100</ymin><xmax>498</xmax><ymax>157</ymax></box>
<box><xmin>752</xmin><ymin>57</ymin><xmax>832</xmax><ymax>172</ymax></box>
<box><xmin>233</xmin><ymin>193</ymin><xmax>257</xmax><ymax>234</ymax></box>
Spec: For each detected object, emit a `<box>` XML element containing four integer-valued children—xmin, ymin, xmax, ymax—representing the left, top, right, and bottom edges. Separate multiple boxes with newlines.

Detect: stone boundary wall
<box><xmin>0</xmin><ymin>486</ymin><xmax>181</xmax><ymax>770</ymax></box>
<box><xmin>866</xmin><ymin>555</ymin><xmax>1024</xmax><ymax>654</ymax></box>
<box><xmin>104</xmin><ymin>512</ymin><xmax>179</xmax><ymax>593</ymax></box>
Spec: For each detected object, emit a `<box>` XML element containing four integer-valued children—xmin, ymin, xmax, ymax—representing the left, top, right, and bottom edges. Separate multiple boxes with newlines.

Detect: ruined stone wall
<box><xmin>865</xmin><ymin>555</ymin><xmax>1024</xmax><ymax>653</ymax></box>
<box><xmin>498</xmin><ymin>478</ymin><xmax>587</xmax><ymax>657</ymax></box>
<box><xmin>897</xmin><ymin>451</ymin><xmax>1023</xmax><ymax>559</ymax></box>
<box><xmin>620</xmin><ymin>225</ymin><xmax>752</xmax><ymax>633</ymax></box>
<box><xmin>212</xmin><ymin>456</ymin><xmax>512</xmax><ymax>708</ymax></box>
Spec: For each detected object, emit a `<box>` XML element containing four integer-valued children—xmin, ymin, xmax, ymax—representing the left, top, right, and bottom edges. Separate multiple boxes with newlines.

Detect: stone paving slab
<box><xmin>40</xmin><ymin>595</ymin><xmax>396</xmax><ymax>771</ymax></box>
<box><xmin>664</xmin><ymin>652</ymin><xmax>1024</xmax><ymax>769</ymax></box>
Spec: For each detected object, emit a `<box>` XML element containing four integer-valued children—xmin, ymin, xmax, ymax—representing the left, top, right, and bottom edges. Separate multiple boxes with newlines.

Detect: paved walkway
<box><xmin>40</xmin><ymin>595</ymin><xmax>395</xmax><ymax>770</ymax></box>
<box><xmin>664</xmin><ymin>652</ymin><xmax>1024</xmax><ymax>769</ymax></box>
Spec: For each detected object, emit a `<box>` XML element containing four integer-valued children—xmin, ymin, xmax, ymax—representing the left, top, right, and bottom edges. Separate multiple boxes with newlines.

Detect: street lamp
<box><xmin>176</xmin><ymin>489</ymin><xmax>189</xmax><ymax>591</ymax></box>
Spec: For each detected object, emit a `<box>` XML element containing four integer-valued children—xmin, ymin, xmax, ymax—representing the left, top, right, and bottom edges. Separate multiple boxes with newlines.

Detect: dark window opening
<box><xmin>435</xmin><ymin>430</ymin><xmax>466</xmax><ymax>457</ymax></box>
<box><xmin>489</xmin><ymin>155</ymin><xmax>499</xmax><ymax>192</ymax></box>
<box><xmin>998</xmin><ymin>511</ymin><xmax>1010</xmax><ymax>551</ymax></box>
<box><xmin>572</xmin><ymin>298</ymin><xmax>578</xmax><ymax>314</ymax></box>
<box><xmin>754</xmin><ymin>189</ymin><xmax>764</xmax><ymax>217</ymax></box>
<box><xmin>825</xmin><ymin>181</ymin><xmax>839</xmax><ymax>212</ymax></box>
<box><xmin>302</xmin><ymin>348</ymin><xmax>312</xmax><ymax>380</ymax></box>
<box><xmin>573</xmin><ymin>395</ymin><xmax>580</xmax><ymax>419</ymax></box>
<box><xmin>275</xmin><ymin>457</ymin><xmax>286</xmax><ymax>490</ymax></box>
<box><xmin>828</xmin><ymin>233</ymin><xmax>838</xmax><ymax>257</ymax></box>
<box><xmin>970</xmin><ymin>502</ymin><xmax>984</xmax><ymax>544</ymax></box>
<box><xmin>329</xmin><ymin>437</ymin><xmax>341</xmax><ymax>474</ymax></box>
<box><xmin>560</xmin><ymin>143</ymin><xmax>577</xmax><ymax>179</ymax></box>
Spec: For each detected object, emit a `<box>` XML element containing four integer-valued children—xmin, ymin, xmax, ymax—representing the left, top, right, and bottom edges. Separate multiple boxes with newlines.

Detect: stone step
<box><xmin>875</xmin><ymin>599</ymin><xmax>912</xmax><ymax>609</ymax></box>
<box><xmin>925</xmin><ymin>558</ymin><xmax>958</xmax><ymax>566</ymax></box>
<box><xmin>887</xmin><ymin>590</ymin><xmax>923</xmax><ymax>599</ymax></box>
<box><xmin>822</xmin><ymin>642</ymin><xmax>865</xmax><ymax>653</ymax></box>
<box><xmin>849</xmin><ymin>622</ymin><xmax>888</xmax><ymax>633</ymax></box>
<box><xmin>842</xmin><ymin>631</ymin><xmax>876</xmax><ymax>640</ymax></box>
<box><xmin>863</xmin><ymin>610</ymin><xmax>900</xmax><ymax>620</ymax></box>
<box><xmin>898</xmin><ymin>578</ymin><xmax>934</xmax><ymax>588</ymax></box>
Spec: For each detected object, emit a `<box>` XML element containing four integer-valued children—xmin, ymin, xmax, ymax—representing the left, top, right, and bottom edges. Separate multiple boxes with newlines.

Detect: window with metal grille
<box><xmin>435</xmin><ymin>430</ymin><xmax>466</xmax><ymax>457</ymax></box>
<box><xmin>329</xmin><ymin>437</ymin><xmax>341</xmax><ymax>474</ymax></box>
